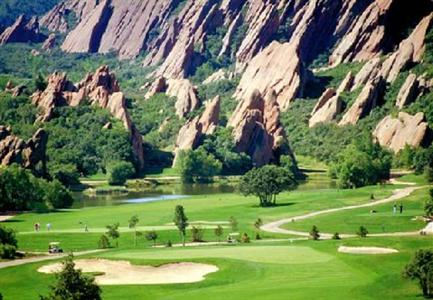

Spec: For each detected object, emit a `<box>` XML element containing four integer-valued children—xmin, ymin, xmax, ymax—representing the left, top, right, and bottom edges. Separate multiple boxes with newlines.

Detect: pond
<box><xmin>72</xmin><ymin>171</ymin><xmax>335</xmax><ymax>208</ymax></box>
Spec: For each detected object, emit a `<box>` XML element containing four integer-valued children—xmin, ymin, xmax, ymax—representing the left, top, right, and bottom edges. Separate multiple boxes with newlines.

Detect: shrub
<box><xmin>145</xmin><ymin>230</ymin><xmax>158</xmax><ymax>246</ymax></box>
<box><xmin>44</xmin><ymin>180</ymin><xmax>74</xmax><ymax>209</ymax></box>
<box><xmin>255</xmin><ymin>233</ymin><xmax>262</xmax><ymax>240</ymax></box>
<box><xmin>0</xmin><ymin>244</ymin><xmax>17</xmax><ymax>259</ymax></box>
<box><xmin>191</xmin><ymin>226</ymin><xmax>205</xmax><ymax>242</ymax></box>
<box><xmin>97</xmin><ymin>234</ymin><xmax>110</xmax><ymax>249</ymax></box>
<box><xmin>40</xmin><ymin>255</ymin><xmax>101</xmax><ymax>300</ymax></box>
<box><xmin>310</xmin><ymin>226</ymin><xmax>320</xmax><ymax>240</ymax></box>
<box><xmin>357</xmin><ymin>226</ymin><xmax>369</xmax><ymax>238</ymax></box>
<box><xmin>241</xmin><ymin>233</ymin><xmax>250</xmax><ymax>243</ymax></box>
<box><xmin>332</xmin><ymin>232</ymin><xmax>341</xmax><ymax>240</ymax></box>
<box><xmin>176</xmin><ymin>148</ymin><xmax>222</xmax><ymax>183</ymax></box>
<box><xmin>108</xmin><ymin>161</ymin><xmax>135</xmax><ymax>186</ymax></box>
<box><xmin>403</xmin><ymin>249</ymin><xmax>433</xmax><ymax>298</ymax></box>
<box><xmin>166</xmin><ymin>240</ymin><xmax>172</xmax><ymax>247</ymax></box>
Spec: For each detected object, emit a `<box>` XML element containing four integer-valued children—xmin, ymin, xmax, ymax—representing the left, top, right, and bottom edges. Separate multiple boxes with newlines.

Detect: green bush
<box><xmin>191</xmin><ymin>226</ymin><xmax>205</xmax><ymax>242</ymax></box>
<box><xmin>97</xmin><ymin>234</ymin><xmax>110</xmax><ymax>249</ymax></box>
<box><xmin>176</xmin><ymin>148</ymin><xmax>222</xmax><ymax>183</ymax></box>
<box><xmin>357</xmin><ymin>226</ymin><xmax>369</xmax><ymax>238</ymax></box>
<box><xmin>108</xmin><ymin>161</ymin><xmax>135</xmax><ymax>186</ymax></box>
<box><xmin>310</xmin><ymin>226</ymin><xmax>320</xmax><ymax>240</ymax></box>
<box><xmin>0</xmin><ymin>244</ymin><xmax>17</xmax><ymax>259</ymax></box>
<box><xmin>241</xmin><ymin>233</ymin><xmax>250</xmax><ymax>243</ymax></box>
<box><xmin>43</xmin><ymin>180</ymin><xmax>74</xmax><ymax>209</ymax></box>
<box><xmin>330</xmin><ymin>136</ymin><xmax>391</xmax><ymax>188</ymax></box>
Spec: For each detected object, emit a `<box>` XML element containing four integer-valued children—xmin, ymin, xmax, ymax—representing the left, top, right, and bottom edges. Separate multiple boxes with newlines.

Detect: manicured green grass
<box><xmin>5</xmin><ymin>185</ymin><xmax>397</xmax><ymax>252</ymax></box>
<box><xmin>0</xmin><ymin>237</ymin><xmax>429</xmax><ymax>299</ymax></box>
<box><xmin>283</xmin><ymin>188</ymin><xmax>428</xmax><ymax>234</ymax></box>
<box><xmin>399</xmin><ymin>173</ymin><xmax>429</xmax><ymax>185</ymax></box>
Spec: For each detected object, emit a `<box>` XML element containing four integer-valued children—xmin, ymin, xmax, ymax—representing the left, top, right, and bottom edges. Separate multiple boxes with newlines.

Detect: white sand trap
<box><xmin>38</xmin><ymin>259</ymin><xmax>218</xmax><ymax>285</ymax></box>
<box><xmin>338</xmin><ymin>246</ymin><xmax>398</xmax><ymax>255</ymax></box>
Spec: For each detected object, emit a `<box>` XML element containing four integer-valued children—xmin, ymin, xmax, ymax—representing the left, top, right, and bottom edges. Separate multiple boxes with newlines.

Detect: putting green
<box><xmin>103</xmin><ymin>245</ymin><xmax>334</xmax><ymax>264</ymax></box>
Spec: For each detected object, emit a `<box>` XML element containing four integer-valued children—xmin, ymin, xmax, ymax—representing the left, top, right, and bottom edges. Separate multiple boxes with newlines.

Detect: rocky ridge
<box><xmin>31</xmin><ymin>66</ymin><xmax>144</xmax><ymax>169</ymax></box>
<box><xmin>0</xmin><ymin>126</ymin><xmax>48</xmax><ymax>171</ymax></box>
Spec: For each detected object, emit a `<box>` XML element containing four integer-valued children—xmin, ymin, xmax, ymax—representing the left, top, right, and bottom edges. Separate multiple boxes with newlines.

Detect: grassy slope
<box><xmin>5</xmin><ymin>185</ymin><xmax>396</xmax><ymax>251</ymax></box>
<box><xmin>283</xmin><ymin>188</ymin><xmax>428</xmax><ymax>234</ymax></box>
<box><xmin>0</xmin><ymin>238</ymin><xmax>429</xmax><ymax>299</ymax></box>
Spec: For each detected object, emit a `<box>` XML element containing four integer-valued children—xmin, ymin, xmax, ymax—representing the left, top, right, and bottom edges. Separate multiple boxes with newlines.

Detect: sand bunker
<box><xmin>338</xmin><ymin>246</ymin><xmax>398</xmax><ymax>255</ymax></box>
<box><xmin>38</xmin><ymin>259</ymin><xmax>218</xmax><ymax>285</ymax></box>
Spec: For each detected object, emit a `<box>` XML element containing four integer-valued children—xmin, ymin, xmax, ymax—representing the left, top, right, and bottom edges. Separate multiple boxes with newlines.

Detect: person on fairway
<box><xmin>393</xmin><ymin>204</ymin><xmax>397</xmax><ymax>214</ymax></box>
<box><xmin>399</xmin><ymin>203</ymin><xmax>403</xmax><ymax>214</ymax></box>
<box><xmin>47</xmin><ymin>223</ymin><xmax>52</xmax><ymax>231</ymax></box>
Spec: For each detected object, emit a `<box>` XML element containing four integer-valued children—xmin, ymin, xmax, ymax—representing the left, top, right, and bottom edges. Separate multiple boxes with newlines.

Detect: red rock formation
<box><xmin>309</xmin><ymin>88</ymin><xmax>341</xmax><ymax>127</ymax></box>
<box><xmin>234</xmin><ymin>41</ymin><xmax>304</xmax><ymax>111</ymax></box>
<box><xmin>339</xmin><ymin>77</ymin><xmax>385</xmax><ymax>126</ymax></box>
<box><xmin>42</xmin><ymin>34</ymin><xmax>56</xmax><ymax>52</ymax></box>
<box><xmin>228</xmin><ymin>90</ymin><xmax>287</xmax><ymax>166</ymax></box>
<box><xmin>173</xmin><ymin>96</ymin><xmax>220</xmax><ymax>164</ymax></box>
<box><xmin>0</xmin><ymin>15</ymin><xmax>46</xmax><ymax>45</ymax></box>
<box><xmin>145</xmin><ymin>77</ymin><xmax>201</xmax><ymax>118</ymax></box>
<box><xmin>373</xmin><ymin>112</ymin><xmax>430</xmax><ymax>153</ymax></box>
<box><xmin>0</xmin><ymin>126</ymin><xmax>47</xmax><ymax>171</ymax></box>
<box><xmin>329</xmin><ymin>0</ymin><xmax>394</xmax><ymax>66</ymax></box>
<box><xmin>41</xmin><ymin>0</ymin><xmax>100</xmax><ymax>33</ymax></box>
<box><xmin>381</xmin><ymin>13</ymin><xmax>433</xmax><ymax>83</ymax></box>
<box><xmin>396</xmin><ymin>73</ymin><xmax>419</xmax><ymax>109</ymax></box>
<box><xmin>31</xmin><ymin>66</ymin><xmax>144</xmax><ymax>170</ymax></box>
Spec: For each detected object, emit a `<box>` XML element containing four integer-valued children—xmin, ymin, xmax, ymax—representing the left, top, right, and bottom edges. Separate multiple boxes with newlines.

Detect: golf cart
<box><xmin>48</xmin><ymin>242</ymin><xmax>63</xmax><ymax>254</ymax></box>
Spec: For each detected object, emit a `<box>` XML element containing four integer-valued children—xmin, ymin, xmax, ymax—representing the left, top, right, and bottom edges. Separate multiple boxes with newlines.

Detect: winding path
<box><xmin>0</xmin><ymin>250</ymin><xmax>105</xmax><ymax>270</ymax></box>
<box><xmin>261</xmin><ymin>185</ymin><xmax>424</xmax><ymax>239</ymax></box>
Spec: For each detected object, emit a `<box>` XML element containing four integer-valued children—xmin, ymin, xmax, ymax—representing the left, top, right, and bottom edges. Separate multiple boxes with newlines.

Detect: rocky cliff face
<box><xmin>31</xmin><ymin>66</ymin><xmax>144</xmax><ymax>170</ymax></box>
<box><xmin>0</xmin><ymin>126</ymin><xmax>48</xmax><ymax>171</ymax></box>
<box><xmin>0</xmin><ymin>15</ymin><xmax>46</xmax><ymax>45</ymax></box>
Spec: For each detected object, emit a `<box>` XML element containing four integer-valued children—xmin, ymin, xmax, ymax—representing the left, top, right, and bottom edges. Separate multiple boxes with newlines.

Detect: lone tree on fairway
<box><xmin>40</xmin><ymin>255</ymin><xmax>101</xmax><ymax>300</ymax></box>
<box><xmin>403</xmin><ymin>249</ymin><xmax>433</xmax><ymax>297</ymax></box>
<box><xmin>106</xmin><ymin>223</ymin><xmax>120</xmax><ymax>247</ymax></box>
<box><xmin>357</xmin><ymin>226</ymin><xmax>368</xmax><ymax>238</ymax></box>
<box><xmin>425</xmin><ymin>189</ymin><xmax>433</xmax><ymax>217</ymax></box>
<box><xmin>128</xmin><ymin>215</ymin><xmax>139</xmax><ymax>247</ymax></box>
<box><xmin>174</xmin><ymin>205</ymin><xmax>188</xmax><ymax>246</ymax></box>
<box><xmin>97</xmin><ymin>234</ymin><xmax>110</xmax><ymax>249</ymax></box>
<box><xmin>214</xmin><ymin>225</ymin><xmax>224</xmax><ymax>242</ymax></box>
<box><xmin>310</xmin><ymin>225</ymin><xmax>320</xmax><ymax>240</ymax></box>
<box><xmin>145</xmin><ymin>230</ymin><xmax>158</xmax><ymax>246</ymax></box>
<box><xmin>239</xmin><ymin>165</ymin><xmax>297</xmax><ymax>207</ymax></box>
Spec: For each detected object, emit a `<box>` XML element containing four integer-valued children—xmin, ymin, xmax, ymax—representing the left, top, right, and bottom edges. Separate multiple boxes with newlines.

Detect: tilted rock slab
<box><xmin>0</xmin><ymin>15</ymin><xmax>46</xmax><ymax>45</ymax></box>
<box><xmin>339</xmin><ymin>77</ymin><xmax>385</xmax><ymax>126</ymax></box>
<box><xmin>396</xmin><ymin>73</ymin><xmax>419</xmax><ymax>109</ymax></box>
<box><xmin>373</xmin><ymin>112</ymin><xmax>430</xmax><ymax>153</ymax></box>
<box><xmin>234</xmin><ymin>41</ymin><xmax>304</xmax><ymax>111</ymax></box>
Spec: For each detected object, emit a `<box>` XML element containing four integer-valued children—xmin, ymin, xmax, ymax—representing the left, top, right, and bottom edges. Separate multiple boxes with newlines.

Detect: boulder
<box><xmin>203</xmin><ymin>69</ymin><xmax>227</xmax><ymax>85</ymax></box>
<box><xmin>234</xmin><ymin>41</ymin><xmax>304</xmax><ymax>111</ymax></box>
<box><xmin>0</xmin><ymin>15</ymin><xmax>46</xmax><ymax>45</ymax></box>
<box><xmin>396</xmin><ymin>73</ymin><xmax>419</xmax><ymax>108</ymax></box>
<box><xmin>373</xmin><ymin>112</ymin><xmax>430</xmax><ymax>153</ymax></box>
<box><xmin>351</xmin><ymin>58</ymin><xmax>382</xmax><ymax>91</ymax></box>
<box><xmin>339</xmin><ymin>77</ymin><xmax>385</xmax><ymax>126</ymax></box>
<box><xmin>0</xmin><ymin>126</ymin><xmax>47</xmax><ymax>171</ymax></box>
